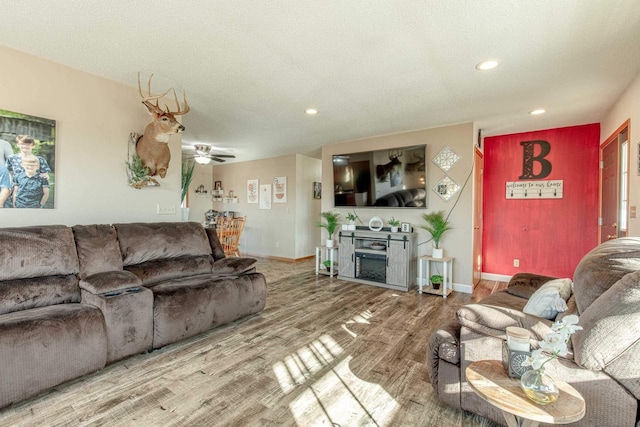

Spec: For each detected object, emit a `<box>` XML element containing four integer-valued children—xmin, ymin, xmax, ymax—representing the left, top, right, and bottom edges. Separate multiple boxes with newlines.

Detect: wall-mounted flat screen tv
<box><xmin>332</xmin><ymin>144</ymin><xmax>427</xmax><ymax>208</ymax></box>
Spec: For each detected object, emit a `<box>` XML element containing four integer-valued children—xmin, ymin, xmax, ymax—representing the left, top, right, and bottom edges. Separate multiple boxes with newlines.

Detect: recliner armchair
<box><xmin>427</xmin><ymin>238</ymin><xmax>640</xmax><ymax>426</ymax></box>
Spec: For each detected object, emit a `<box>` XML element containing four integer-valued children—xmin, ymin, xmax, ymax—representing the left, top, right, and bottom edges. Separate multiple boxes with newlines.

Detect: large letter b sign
<box><xmin>519</xmin><ymin>140</ymin><xmax>551</xmax><ymax>179</ymax></box>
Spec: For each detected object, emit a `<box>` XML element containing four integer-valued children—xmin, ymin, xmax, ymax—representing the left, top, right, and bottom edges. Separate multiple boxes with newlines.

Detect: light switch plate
<box><xmin>157</xmin><ymin>204</ymin><xmax>176</xmax><ymax>215</ymax></box>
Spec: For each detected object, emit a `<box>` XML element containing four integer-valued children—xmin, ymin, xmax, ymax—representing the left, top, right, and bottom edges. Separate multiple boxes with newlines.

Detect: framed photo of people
<box><xmin>0</xmin><ymin>109</ymin><xmax>56</xmax><ymax>209</ymax></box>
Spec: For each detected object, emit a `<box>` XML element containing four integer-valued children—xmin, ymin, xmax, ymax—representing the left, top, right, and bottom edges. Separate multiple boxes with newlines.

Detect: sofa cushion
<box><xmin>506</xmin><ymin>272</ymin><xmax>558</xmax><ymax>299</ymax></box>
<box><xmin>79</xmin><ymin>271</ymin><xmax>143</xmax><ymax>294</ymax></box>
<box><xmin>0</xmin><ymin>275</ymin><xmax>80</xmax><ymax>316</ymax></box>
<box><xmin>72</xmin><ymin>224</ymin><xmax>124</xmax><ymax>279</ymax></box>
<box><xmin>522</xmin><ymin>278</ymin><xmax>572</xmax><ymax>319</ymax></box>
<box><xmin>572</xmin><ymin>270</ymin><xmax>640</xmax><ymax>371</ymax></box>
<box><xmin>573</xmin><ymin>236</ymin><xmax>640</xmax><ymax>314</ymax></box>
<box><xmin>212</xmin><ymin>257</ymin><xmax>257</xmax><ymax>275</ymax></box>
<box><xmin>456</xmin><ymin>290</ymin><xmax>554</xmax><ymax>341</ymax></box>
<box><xmin>125</xmin><ymin>255</ymin><xmax>214</xmax><ymax>286</ymax></box>
<box><xmin>0</xmin><ymin>225</ymin><xmax>79</xmax><ymax>281</ymax></box>
<box><xmin>149</xmin><ymin>272</ymin><xmax>267</xmax><ymax>348</ymax></box>
<box><xmin>114</xmin><ymin>222</ymin><xmax>212</xmax><ymax>266</ymax></box>
<box><xmin>0</xmin><ymin>303</ymin><xmax>107</xmax><ymax>409</ymax></box>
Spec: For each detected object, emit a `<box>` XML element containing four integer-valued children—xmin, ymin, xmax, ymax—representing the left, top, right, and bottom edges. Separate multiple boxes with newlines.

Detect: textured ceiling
<box><xmin>2</xmin><ymin>1</ymin><xmax>640</xmax><ymax>163</ymax></box>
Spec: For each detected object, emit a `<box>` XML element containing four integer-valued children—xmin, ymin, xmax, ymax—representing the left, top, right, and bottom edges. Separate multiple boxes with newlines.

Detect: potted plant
<box><xmin>346</xmin><ymin>212</ymin><xmax>359</xmax><ymax>230</ymax></box>
<box><xmin>420</xmin><ymin>210</ymin><xmax>452</xmax><ymax>258</ymax></box>
<box><xmin>388</xmin><ymin>217</ymin><xmax>400</xmax><ymax>232</ymax></box>
<box><xmin>181</xmin><ymin>160</ymin><xmax>196</xmax><ymax>221</ymax></box>
<box><xmin>430</xmin><ymin>274</ymin><xmax>443</xmax><ymax>290</ymax></box>
<box><xmin>322</xmin><ymin>259</ymin><xmax>336</xmax><ymax>272</ymax></box>
<box><xmin>317</xmin><ymin>211</ymin><xmax>340</xmax><ymax>247</ymax></box>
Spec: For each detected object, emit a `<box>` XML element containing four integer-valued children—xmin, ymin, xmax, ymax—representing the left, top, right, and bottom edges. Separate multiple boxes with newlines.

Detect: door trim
<box><xmin>599</xmin><ymin>119</ymin><xmax>630</xmax><ymax>244</ymax></box>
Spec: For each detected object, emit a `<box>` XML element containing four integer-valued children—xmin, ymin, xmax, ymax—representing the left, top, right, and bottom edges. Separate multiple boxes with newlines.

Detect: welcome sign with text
<box><xmin>506</xmin><ymin>180</ymin><xmax>563</xmax><ymax>199</ymax></box>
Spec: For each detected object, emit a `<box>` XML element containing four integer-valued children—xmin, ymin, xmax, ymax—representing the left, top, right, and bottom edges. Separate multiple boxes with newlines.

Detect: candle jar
<box><xmin>502</xmin><ymin>326</ymin><xmax>532</xmax><ymax>378</ymax></box>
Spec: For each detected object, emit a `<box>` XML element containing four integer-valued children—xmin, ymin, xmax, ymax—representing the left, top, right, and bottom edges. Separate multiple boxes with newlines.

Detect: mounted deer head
<box><xmin>376</xmin><ymin>156</ymin><xmax>402</xmax><ymax>181</ymax></box>
<box><xmin>406</xmin><ymin>152</ymin><xmax>425</xmax><ymax>172</ymax></box>
<box><xmin>135</xmin><ymin>72</ymin><xmax>190</xmax><ymax>178</ymax></box>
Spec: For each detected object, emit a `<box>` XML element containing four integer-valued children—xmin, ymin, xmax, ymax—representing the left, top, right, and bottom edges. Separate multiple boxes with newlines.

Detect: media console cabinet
<box><xmin>337</xmin><ymin>229</ymin><xmax>418</xmax><ymax>292</ymax></box>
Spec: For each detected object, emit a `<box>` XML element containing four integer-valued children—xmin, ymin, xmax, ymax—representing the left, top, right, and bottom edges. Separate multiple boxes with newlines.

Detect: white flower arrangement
<box><xmin>522</xmin><ymin>314</ymin><xmax>583</xmax><ymax>371</ymax></box>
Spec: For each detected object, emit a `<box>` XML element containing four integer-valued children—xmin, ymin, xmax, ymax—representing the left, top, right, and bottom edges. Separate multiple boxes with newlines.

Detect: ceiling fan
<box><xmin>187</xmin><ymin>144</ymin><xmax>236</xmax><ymax>164</ymax></box>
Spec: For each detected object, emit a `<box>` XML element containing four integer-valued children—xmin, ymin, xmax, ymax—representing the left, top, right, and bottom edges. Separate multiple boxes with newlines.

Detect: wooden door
<box><xmin>472</xmin><ymin>148</ymin><xmax>483</xmax><ymax>286</ymax></box>
<box><xmin>599</xmin><ymin>121</ymin><xmax>629</xmax><ymax>243</ymax></box>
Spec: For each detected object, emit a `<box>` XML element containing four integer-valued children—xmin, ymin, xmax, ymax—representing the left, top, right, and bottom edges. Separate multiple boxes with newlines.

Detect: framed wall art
<box><xmin>313</xmin><ymin>182</ymin><xmax>322</xmax><ymax>199</ymax></box>
<box><xmin>247</xmin><ymin>179</ymin><xmax>259</xmax><ymax>203</ymax></box>
<box><xmin>0</xmin><ymin>109</ymin><xmax>56</xmax><ymax>209</ymax></box>
<box><xmin>273</xmin><ymin>176</ymin><xmax>287</xmax><ymax>203</ymax></box>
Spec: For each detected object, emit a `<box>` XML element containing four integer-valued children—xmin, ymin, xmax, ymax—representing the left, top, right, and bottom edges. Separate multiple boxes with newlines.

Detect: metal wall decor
<box><xmin>432</xmin><ymin>146</ymin><xmax>460</xmax><ymax>172</ymax></box>
<box><xmin>433</xmin><ymin>176</ymin><xmax>460</xmax><ymax>202</ymax></box>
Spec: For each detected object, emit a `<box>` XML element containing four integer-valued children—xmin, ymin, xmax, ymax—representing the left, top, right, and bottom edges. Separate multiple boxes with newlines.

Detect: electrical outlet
<box><xmin>275</xmin><ymin>242</ymin><xmax>279</xmax><ymax>248</ymax></box>
<box><xmin>513</xmin><ymin>259</ymin><xmax>520</xmax><ymax>267</ymax></box>
<box><xmin>157</xmin><ymin>204</ymin><xmax>176</xmax><ymax>215</ymax></box>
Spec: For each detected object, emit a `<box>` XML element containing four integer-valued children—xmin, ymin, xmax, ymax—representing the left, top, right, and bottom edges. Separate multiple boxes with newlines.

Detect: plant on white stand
<box><xmin>317</xmin><ymin>211</ymin><xmax>340</xmax><ymax>247</ymax></box>
<box><xmin>420</xmin><ymin>210</ymin><xmax>452</xmax><ymax>258</ymax></box>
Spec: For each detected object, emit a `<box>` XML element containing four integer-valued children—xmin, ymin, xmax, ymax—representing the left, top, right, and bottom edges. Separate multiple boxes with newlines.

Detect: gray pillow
<box><xmin>522</xmin><ymin>278</ymin><xmax>572</xmax><ymax>319</ymax></box>
<box><xmin>572</xmin><ymin>270</ymin><xmax>640</xmax><ymax>370</ymax></box>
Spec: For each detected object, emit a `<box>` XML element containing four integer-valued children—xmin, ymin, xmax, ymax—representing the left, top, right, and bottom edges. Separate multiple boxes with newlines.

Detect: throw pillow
<box><xmin>522</xmin><ymin>278</ymin><xmax>573</xmax><ymax>319</ymax></box>
<box><xmin>506</xmin><ymin>273</ymin><xmax>559</xmax><ymax>299</ymax></box>
<box><xmin>572</xmin><ymin>270</ymin><xmax>640</xmax><ymax>370</ymax></box>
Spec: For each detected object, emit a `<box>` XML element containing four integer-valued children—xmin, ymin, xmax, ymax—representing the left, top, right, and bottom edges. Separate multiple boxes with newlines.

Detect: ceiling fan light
<box><xmin>195</xmin><ymin>155</ymin><xmax>211</xmax><ymax>165</ymax></box>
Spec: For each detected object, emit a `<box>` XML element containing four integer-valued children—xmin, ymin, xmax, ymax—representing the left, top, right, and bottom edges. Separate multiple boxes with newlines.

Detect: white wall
<box><xmin>321</xmin><ymin>123</ymin><xmax>476</xmax><ymax>285</ymax></box>
<box><xmin>601</xmin><ymin>71</ymin><xmax>640</xmax><ymax>236</ymax></box>
<box><xmin>210</xmin><ymin>154</ymin><xmax>321</xmax><ymax>259</ymax></box>
<box><xmin>186</xmin><ymin>163</ymin><xmax>214</xmax><ymax>223</ymax></box>
<box><xmin>0</xmin><ymin>45</ymin><xmax>183</xmax><ymax>226</ymax></box>
<box><xmin>295</xmin><ymin>154</ymin><xmax>322</xmax><ymax>258</ymax></box>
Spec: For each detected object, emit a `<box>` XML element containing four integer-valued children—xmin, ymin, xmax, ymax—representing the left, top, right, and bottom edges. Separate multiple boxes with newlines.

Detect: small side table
<box><xmin>315</xmin><ymin>245</ymin><xmax>338</xmax><ymax>277</ymax></box>
<box><xmin>466</xmin><ymin>360</ymin><xmax>585</xmax><ymax>427</ymax></box>
<box><xmin>418</xmin><ymin>255</ymin><xmax>453</xmax><ymax>298</ymax></box>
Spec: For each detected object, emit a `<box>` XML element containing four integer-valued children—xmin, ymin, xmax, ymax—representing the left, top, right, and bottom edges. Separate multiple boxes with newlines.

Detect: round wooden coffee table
<box><xmin>466</xmin><ymin>360</ymin><xmax>585</xmax><ymax>427</ymax></box>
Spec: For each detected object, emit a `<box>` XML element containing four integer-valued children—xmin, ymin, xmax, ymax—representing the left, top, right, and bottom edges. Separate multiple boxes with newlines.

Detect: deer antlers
<box><xmin>137</xmin><ymin>72</ymin><xmax>190</xmax><ymax>116</ymax></box>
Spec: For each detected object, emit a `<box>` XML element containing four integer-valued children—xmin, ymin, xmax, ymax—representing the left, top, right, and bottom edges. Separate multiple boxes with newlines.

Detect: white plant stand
<box><xmin>418</xmin><ymin>255</ymin><xmax>454</xmax><ymax>298</ymax></box>
<box><xmin>315</xmin><ymin>245</ymin><xmax>338</xmax><ymax>277</ymax></box>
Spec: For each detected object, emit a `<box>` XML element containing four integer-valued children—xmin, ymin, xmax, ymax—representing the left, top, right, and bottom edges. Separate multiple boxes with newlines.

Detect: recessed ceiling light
<box><xmin>305</xmin><ymin>108</ymin><xmax>318</xmax><ymax>115</ymax></box>
<box><xmin>475</xmin><ymin>60</ymin><xmax>499</xmax><ymax>71</ymax></box>
<box><xmin>530</xmin><ymin>109</ymin><xmax>546</xmax><ymax>115</ymax></box>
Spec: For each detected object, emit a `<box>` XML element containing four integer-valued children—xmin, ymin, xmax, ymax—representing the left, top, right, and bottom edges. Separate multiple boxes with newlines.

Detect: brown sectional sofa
<box><xmin>428</xmin><ymin>237</ymin><xmax>640</xmax><ymax>426</ymax></box>
<box><xmin>0</xmin><ymin>222</ymin><xmax>267</xmax><ymax>409</ymax></box>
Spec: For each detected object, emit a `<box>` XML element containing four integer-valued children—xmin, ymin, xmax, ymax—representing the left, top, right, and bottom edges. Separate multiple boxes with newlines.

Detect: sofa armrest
<box><xmin>212</xmin><ymin>257</ymin><xmax>257</xmax><ymax>275</ymax></box>
<box><xmin>429</xmin><ymin>318</ymin><xmax>461</xmax><ymax>365</ymax></box>
<box><xmin>427</xmin><ymin>318</ymin><xmax>462</xmax><ymax>403</ymax></box>
<box><xmin>456</xmin><ymin>291</ymin><xmax>554</xmax><ymax>341</ymax></box>
<box><xmin>79</xmin><ymin>271</ymin><xmax>142</xmax><ymax>295</ymax></box>
<box><xmin>506</xmin><ymin>272</ymin><xmax>558</xmax><ymax>299</ymax></box>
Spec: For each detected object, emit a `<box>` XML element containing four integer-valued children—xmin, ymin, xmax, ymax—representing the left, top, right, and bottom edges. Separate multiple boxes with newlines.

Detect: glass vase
<box><xmin>520</xmin><ymin>369</ymin><xmax>559</xmax><ymax>405</ymax></box>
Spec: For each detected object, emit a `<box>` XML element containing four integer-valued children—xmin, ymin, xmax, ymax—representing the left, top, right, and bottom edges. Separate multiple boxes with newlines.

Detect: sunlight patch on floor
<box><xmin>342</xmin><ymin>309</ymin><xmax>374</xmax><ymax>338</ymax></box>
<box><xmin>289</xmin><ymin>356</ymin><xmax>399</xmax><ymax>426</ymax></box>
<box><xmin>345</xmin><ymin>309</ymin><xmax>373</xmax><ymax>325</ymax></box>
<box><xmin>273</xmin><ymin>334</ymin><xmax>344</xmax><ymax>394</ymax></box>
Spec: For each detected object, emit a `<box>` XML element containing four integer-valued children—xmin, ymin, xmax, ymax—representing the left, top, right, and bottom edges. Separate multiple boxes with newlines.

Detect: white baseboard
<box><xmin>481</xmin><ymin>272</ymin><xmax>512</xmax><ymax>282</ymax></box>
<box><xmin>417</xmin><ymin>277</ymin><xmax>472</xmax><ymax>294</ymax></box>
<box><xmin>453</xmin><ymin>283</ymin><xmax>472</xmax><ymax>294</ymax></box>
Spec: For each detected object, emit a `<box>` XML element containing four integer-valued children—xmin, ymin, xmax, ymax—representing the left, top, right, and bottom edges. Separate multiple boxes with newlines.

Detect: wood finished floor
<box><xmin>0</xmin><ymin>258</ymin><xmax>504</xmax><ymax>427</ymax></box>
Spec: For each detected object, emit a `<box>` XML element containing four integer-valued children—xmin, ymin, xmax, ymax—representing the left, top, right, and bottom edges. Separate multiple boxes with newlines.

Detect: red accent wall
<box><xmin>483</xmin><ymin>124</ymin><xmax>600</xmax><ymax>278</ymax></box>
